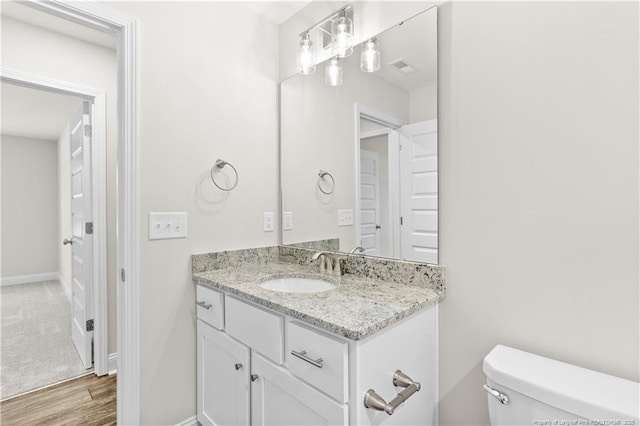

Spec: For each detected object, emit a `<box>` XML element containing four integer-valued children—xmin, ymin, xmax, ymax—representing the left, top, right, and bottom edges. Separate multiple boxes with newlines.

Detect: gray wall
<box><xmin>1</xmin><ymin>135</ymin><xmax>58</xmax><ymax>278</ymax></box>
<box><xmin>438</xmin><ymin>2</ymin><xmax>639</xmax><ymax>423</ymax></box>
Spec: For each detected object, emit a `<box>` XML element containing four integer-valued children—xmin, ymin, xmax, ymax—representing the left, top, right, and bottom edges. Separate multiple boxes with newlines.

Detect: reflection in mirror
<box><xmin>281</xmin><ymin>6</ymin><xmax>438</xmax><ymax>264</ymax></box>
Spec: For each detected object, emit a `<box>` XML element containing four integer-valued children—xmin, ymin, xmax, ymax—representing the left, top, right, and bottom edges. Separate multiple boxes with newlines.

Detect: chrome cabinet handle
<box><xmin>291</xmin><ymin>350</ymin><xmax>323</xmax><ymax>368</ymax></box>
<box><xmin>196</xmin><ymin>301</ymin><xmax>212</xmax><ymax>309</ymax></box>
<box><xmin>63</xmin><ymin>239</ymin><xmax>73</xmax><ymax>245</ymax></box>
<box><xmin>251</xmin><ymin>374</ymin><xmax>259</xmax><ymax>382</ymax></box>
<box><xmin>235</xmin><ymin>363</ymin><xmax>243</xmax><ymax>371</ymax></box>
<box><xmin>483</xmin><ymin>384</ymin><xmax>510</xmax><ymax>405</ymax></box>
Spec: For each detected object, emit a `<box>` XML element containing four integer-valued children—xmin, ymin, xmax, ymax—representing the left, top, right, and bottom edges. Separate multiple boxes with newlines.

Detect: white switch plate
<box><xmin>338</xmin><ymin>209</ymin><xmax>354</xmax><ymax>226</ymax></box>
<box><xmin>149</xmin><ymin>212</ymin><xmax>188</xmax><ymax>240</ymax></box>
<box><xmin>283</xmin><ymin>211</ymin><xmax>293</xmax><ymax>231</ymax></box>
<box><xmin>264</xmin><ymin>212</ymin><xmax>274</xmax><ymax>232</ymax></box>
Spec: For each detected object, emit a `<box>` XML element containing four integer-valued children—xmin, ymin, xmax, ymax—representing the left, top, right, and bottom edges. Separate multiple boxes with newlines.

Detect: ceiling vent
<box><xmin>388</xmin><ymin>58</ymin><xmax>418</xmax><ymax>74</ymax></box>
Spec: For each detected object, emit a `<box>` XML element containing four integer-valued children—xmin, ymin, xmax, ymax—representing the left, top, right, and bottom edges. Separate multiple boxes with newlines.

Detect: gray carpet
<box><xmin>1</xmin><ymin>280</ymin><xmax>89</xmax><ymax>400</ymax></box>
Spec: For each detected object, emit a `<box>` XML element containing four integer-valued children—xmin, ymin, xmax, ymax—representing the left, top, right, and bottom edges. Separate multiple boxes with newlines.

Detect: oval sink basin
<box><xmin>259</xmin><ymin>277</ymin><xmax>336</xmax><ymax>294</ymax></box>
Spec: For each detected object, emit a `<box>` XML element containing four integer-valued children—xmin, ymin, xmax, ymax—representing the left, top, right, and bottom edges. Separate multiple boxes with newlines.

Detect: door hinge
<box><xmin>120</xmin><ymin>268</ymin><xmax>126</xmax><ymax>282</ymax></box>
<box><xmin>84</xmin><ymin>124</ymin><xmax>92</xmax><ymax>137</ymax></box>
<box><xmin>85</xmin><ymin>222</ymin><xmax>93</xmax><ymax>235</ymax></box>
<box><xmin>86</xmin><ymin>319</ymin><xmax>94</xmax><ymax>332</ymax></box>
<box><xmin>400</xmin><ymin>216</ymin><xmax>404</xmax><ymax>225</ymax></box>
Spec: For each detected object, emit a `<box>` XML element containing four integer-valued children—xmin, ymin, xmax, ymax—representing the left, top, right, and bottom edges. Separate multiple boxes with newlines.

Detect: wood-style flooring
<box><xmin>0</xmin><ymin>373</ymin><xmax>116</xmax><ymax>426</ymax></box>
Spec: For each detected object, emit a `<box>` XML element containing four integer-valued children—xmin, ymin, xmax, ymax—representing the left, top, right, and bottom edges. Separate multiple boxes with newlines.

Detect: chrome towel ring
<box><xmin>211</xmin><ymin>159</ymin><xmax>238</xmax><ymax>191</ymax></box>
<box><xmin>318</xmin><ymin>170</ymin><xmax>335</xmax><ymax>195</ymax></box>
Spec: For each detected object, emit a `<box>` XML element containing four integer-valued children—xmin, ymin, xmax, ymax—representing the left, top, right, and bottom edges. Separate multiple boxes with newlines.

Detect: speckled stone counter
<box><xmin>192</xmin><ymin>246</ymin><xmax>445</xmax><ymax>341</ymax></box>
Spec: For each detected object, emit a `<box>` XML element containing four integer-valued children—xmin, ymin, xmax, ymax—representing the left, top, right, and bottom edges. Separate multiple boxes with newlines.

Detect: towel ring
<box><xmin>317</xmin><ymin>170</ymin><xmax>335</xmax><ymax>195</ymax></box>
<box><xmin>211</xmin><ymin>159</ymin><xmax>238</xmax><ymax>191</ymax></box>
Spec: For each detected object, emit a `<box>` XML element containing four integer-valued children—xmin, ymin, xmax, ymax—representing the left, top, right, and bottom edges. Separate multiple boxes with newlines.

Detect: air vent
<box><xmin>388</xmin><ymin>58</ymin><xmax>418</xmax><ymax>74</ymax></box>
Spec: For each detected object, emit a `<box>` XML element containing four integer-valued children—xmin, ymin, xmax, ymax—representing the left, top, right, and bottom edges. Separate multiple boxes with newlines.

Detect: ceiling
<box><xmin>1</xmin><ymin>82</ymin><xmax>83</xmax><ymax>141</ymax></box>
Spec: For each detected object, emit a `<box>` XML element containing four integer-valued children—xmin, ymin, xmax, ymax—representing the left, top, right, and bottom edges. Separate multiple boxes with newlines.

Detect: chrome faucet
<box><xmin>350</xmin><ymin>246</ymin><xmax>365</xmax><ymax>254</ymax></box>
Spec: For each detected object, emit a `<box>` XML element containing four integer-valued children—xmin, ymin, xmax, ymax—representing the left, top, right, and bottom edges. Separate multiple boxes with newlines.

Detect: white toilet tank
<box><xmin>483</xmin><ymin>345</ymin><xmax>639</xmax><ymax>425</ymax></box>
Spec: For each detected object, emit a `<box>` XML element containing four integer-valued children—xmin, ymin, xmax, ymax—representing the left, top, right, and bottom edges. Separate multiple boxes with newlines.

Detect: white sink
<box><xmin>259</xmin><ymin>277</ymin><xmax>336</xmax><ymax>294</ymax></box>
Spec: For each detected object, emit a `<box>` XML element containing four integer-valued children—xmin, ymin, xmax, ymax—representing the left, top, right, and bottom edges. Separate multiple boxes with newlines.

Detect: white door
<box><xmin>69</xmin><ymin>101</ymin><xmax>94</xmax><ymax>369</ymax></box>
<box><xmin>251</xmin><ymin>352</ymin><xmax>347</xmax><ymax>426</ymax></box>
<box><xmin>359</xmin><ymin>149</ymin><xmax>381</xmax><ymax>256</ymax></box>
<box><xmin>197</xmin><ymin>320</ymin><xmax>250</xmax><ymax>426</ymax></box>
<box><xmin>399</xmin><ymin>120</ymin><xmax>438</xmax><ymax>264</ymax></box>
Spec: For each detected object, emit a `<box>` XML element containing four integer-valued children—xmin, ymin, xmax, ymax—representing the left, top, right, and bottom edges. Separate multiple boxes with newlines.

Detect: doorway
<box><xmin>0</xmin><ymin>82</ymin><xmax>108</xmax><ymax>399</ymax></box>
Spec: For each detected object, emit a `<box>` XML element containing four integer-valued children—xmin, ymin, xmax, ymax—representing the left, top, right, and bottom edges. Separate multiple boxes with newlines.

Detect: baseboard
<box><xmin>174</xmin><ymin>415</ymin><xmax>198</xmax><ymax>426</ymax></box>
<box><xmin>108</xmin><ymin>352</ymin><xmax>118</xmax><ymax>374</ymax></box>
<box><xmin>1</xmin><ymin>272</ymin><xmax>59</xmax><ymax>286</ymax></box>
<box><xmin>57</xmin><ymin>273</ymin><xmax>72</xmax><ymax>302</ymax></box>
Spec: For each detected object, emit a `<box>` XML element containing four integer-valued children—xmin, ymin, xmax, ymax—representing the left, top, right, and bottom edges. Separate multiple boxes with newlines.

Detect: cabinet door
<box><xmin>197</xmin><ymin>320</ymin><xmax>250</xmax><ymax>426</ymax></box>
<box><xmin>251</xmin><ymin>353</ymin><xmax>347</xmax><ymax>426</ymax></box>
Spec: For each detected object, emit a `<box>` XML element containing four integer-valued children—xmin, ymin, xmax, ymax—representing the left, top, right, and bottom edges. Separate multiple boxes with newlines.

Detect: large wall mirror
<box><xmin>280</xmin><ymin>6</ymin><xmax>438</xmax><ymax>264</ymax></box>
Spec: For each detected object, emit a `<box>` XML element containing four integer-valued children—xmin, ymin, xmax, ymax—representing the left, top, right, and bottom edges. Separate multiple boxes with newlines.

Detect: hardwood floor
<box><xmin>0</xmin><ymin>374</ymin><xmax>116</xmax><ymax>426</ymax></box>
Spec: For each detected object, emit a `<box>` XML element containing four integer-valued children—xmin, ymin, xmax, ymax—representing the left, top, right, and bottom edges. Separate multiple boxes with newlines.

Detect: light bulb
<box><xmin>360</xmin><ymin>38</ymin><xmax>380</xmax><ymax>73</ymax></box>
<box><xmin>297</xmin><ymin>33</ymin><xmax>315</xmax><ymax>75</ymax></box>
<box><xmin>325</xmin><ymin>57</ymin><xmax>343</xmax><ymax>87</ymax></box>
<box><xmin>332</xmin><ymin>15</ymin><xmax>353</xmax><ymax>58</ymax></box>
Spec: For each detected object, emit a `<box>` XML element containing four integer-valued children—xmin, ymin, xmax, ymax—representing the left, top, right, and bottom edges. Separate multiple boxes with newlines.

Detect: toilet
<box><xmin>483</xmin><ymin>345</ymin><xmax>640</xmax><ymax>425</ymax></box>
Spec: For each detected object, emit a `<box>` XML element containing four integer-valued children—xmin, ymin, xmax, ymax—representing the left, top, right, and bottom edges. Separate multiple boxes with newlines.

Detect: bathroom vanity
<box><xmin>192</xmin><ymin>246</ymin><xmax>445</xmax><ymax>425</ymax></box>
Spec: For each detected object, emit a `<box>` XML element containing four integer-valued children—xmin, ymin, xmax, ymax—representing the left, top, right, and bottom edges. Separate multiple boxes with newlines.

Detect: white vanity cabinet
<box><xmin>196</xmin><ymin>285</ymin><xmax>437</xmax><ymax>426</ymax></box>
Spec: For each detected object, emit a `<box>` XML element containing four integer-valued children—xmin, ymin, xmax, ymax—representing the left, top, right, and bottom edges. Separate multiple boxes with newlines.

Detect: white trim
<box><xmin>174</xmin><ymin>416</ymin><xmax>199</xmax><ymax>426</ymax></box>
<box><xmin>0</xmin><ymin>272</ymin><xmax>59</xmax><ymax>286</ymax></box>
<box><xmin>15</xmin><ymin>2</ymin><xmax>139</xmax><ymax>423</ymax></box>
<box><xmin>0</xmin><ymin>67</ymin><xmax>110</xmax><ymax>379</ymax></box>
<box><xmin>108</xmin><ymin>352</ymin><xmax>118</xmax><ymax>374</ymax></box>
<box><xmin>58</xmin><ymin>272</ymin><xmax>72</xmax><ymax>302</ymax></box>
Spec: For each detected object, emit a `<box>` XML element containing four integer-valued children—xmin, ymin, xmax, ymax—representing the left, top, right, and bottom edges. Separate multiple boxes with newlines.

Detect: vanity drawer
<box><xmin>286</xmin><ymin>321</ymin><xmax>348</xmax><ymax>403</ymax></box>
<box><xmin>196</xmin><ymin>285</ymin><xmax>224</xmax><ymax>330</ymax></box>
<box><xmin>225</xmin><ymin>296</ymin><xmax>283</xmax><ymax>364</ymax></box>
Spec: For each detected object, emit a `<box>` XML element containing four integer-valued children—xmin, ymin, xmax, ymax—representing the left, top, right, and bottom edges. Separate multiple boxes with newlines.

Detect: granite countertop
<box><xmin>193</xmin><ymin>262</ymin><xmax>443</xmax><ymax>341</ymax></box>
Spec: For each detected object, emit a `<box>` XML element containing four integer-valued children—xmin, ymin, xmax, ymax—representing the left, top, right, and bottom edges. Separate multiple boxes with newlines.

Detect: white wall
<box><xmin>1</xmin><ymin>135</ymin><xmax>58</xmax><ymax>278</ymax></box>
<box><xmin>1</xmin><ymin>16</ymin><xmax>119</xmax><ymax>353</ymax></box>
<box><xmin>410</xmin><ymin>83</ymin><xmax>437</xmax><ymax>122</ymax></box>
<box><xmin>57</xmin><ymin>123</ymin><xmax>72</xmax><ymax>297</ymax></box>
<box><xmin>101</xmin><ymin>2</ymin><xmax>279</xmax><ymax>423</ymax></box>
<box><xmin>438</xmin><ymin>2</ymin><xmax>639</xmax><ymax>423</ymax></box>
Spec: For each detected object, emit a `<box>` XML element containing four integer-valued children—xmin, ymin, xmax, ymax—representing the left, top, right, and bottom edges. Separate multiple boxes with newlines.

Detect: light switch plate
<box><xmin>283</xmin><ymin>211</ymin><xmax>293</xmax><ymax>231</ymax></box>
<box><xmin>149</xmin><ymin>212</ymin><xmax>188</xmax><ymax>240</ymax></box>
<box><xmin>338</xmin><ymin>209</ymin><xmax>354</xmax><ymax>226</ymax></box>
<box><xmin>264</xmin><ymin>212</ymin><xmax>274</xmax><ymax>232</ymax></box>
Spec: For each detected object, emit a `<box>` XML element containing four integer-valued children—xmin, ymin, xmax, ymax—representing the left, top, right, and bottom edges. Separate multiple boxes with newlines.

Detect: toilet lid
<box><xmin>483</xmin><ymin>345</ymin><xmax>640</xmax><ymax>421</ymax></box>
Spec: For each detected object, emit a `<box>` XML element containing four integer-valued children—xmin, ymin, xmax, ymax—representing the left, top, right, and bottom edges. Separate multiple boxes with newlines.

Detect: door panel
<box><xmin>359</xmin><ymin>149</ymin><xmax>381</xmax><ymax>256</ymax></box>
<box><xmin>69</xmin><ymin>102</ymin><xmax>93</xmax><ymax>369</ymax></box>
<box><xmin>197</xmin><ymin>320</ymin><xmax>250</xmax><ymax>426</ymax></box>
<box><xmin>251</xmin><ymin>352</ymin><xmax>347</xmax><ymax>426</ymax></box>
<box><xmin>400</xmin><ymin>120</ymin><xmax>438</xmax><ymax>264</ymax></box>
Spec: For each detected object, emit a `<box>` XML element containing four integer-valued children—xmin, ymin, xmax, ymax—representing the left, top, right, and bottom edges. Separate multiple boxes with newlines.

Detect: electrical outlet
<box><xmin>338</xmin><ymin>209</ymin><xmax>354</xmax><ymax>226</ymax></box>
<box><xmin>283</xmin><ymin>211</ymin><xmax>293</xmax><ymax>231</ymax></box>
<box><xmin>264</xmin><ymin>212</ymin><xmax>274</xmax><ymax>232</ymax></box>
<box><xmin>149</xmin><ymin>212</ymin><xmax>188</xmax><ymax>240</ymax></box>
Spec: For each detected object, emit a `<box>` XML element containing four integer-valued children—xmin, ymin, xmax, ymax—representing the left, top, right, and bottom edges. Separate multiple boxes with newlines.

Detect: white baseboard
<box><xmin>1</xmin><ymin>272</ymin><xmax>59</xmax><ymax>286</ymax></box>
<box><xmin>57</xmin><ymin>273</ymin><xmax>72</xmax><ymax>302</ymax></box>
<box><xmin>108</xmin><ymin>352</ymin><xmax>118</xmax><ymax>374</ymax></box>
<box><xmin>174</xmin><ymin>415</ymin><xmax>198</xmax><ymax>426</ymax></box>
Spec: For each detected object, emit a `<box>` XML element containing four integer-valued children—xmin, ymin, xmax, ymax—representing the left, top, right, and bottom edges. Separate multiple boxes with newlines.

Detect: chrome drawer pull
<box><xmin>291</xmin><ymin>350</ymin><xmax>323</xmax><ymax>368</ymax></box>
<box><xmin>483</xmin><ymin>384</ymin><xmax>510</xmax><ymax>405</ymax></box>
<box><xmin>196</xmin><ymin>301</ymin><xmax>212</xmax><ymax>310</ymax></box>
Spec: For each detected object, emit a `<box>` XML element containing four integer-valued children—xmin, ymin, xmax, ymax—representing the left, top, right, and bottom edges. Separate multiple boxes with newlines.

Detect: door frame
<box><xmin>1</xmin><ymin>68</ymin><xmax>108</xmax><ymax>374</ymax></box>
<box><xmin>354</xmin><ymin>104</ymin><xmax>404</xmax><ymax>258</ymax></box>
<box><xmin>5</xmin><ymin>1</ymin><xmax>139</xmax><ymax>423</ymax></box>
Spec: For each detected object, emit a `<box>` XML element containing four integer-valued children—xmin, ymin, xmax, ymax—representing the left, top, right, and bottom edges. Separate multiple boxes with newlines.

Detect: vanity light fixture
<box><xmin>360</xmin><ymin>37</ymin><xmax>380</xmax><ymax>72</ymax></box>
<box><xmin>332</xmin><ymin>9</ymin><xmax>353</xmax><ymax>58</ymax></box>
<box><xmin>297</xmin><ymin>32</ymin><xmax>316</xmax><ymax>75</ymax></box>
<box><xmin>325</xmin><ymin>57</ymin><xmax>343</xmax><ymax>86</ymax></box>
